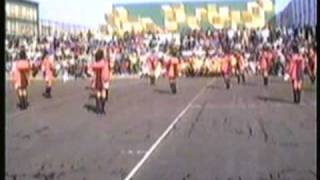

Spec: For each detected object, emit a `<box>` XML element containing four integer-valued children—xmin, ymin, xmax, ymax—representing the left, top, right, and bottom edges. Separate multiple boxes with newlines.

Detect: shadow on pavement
<box><xmin>154</xmin><ymin>89</ymin><xmax>172</xmax><ymax>94</ymax></box>
<box><xmin>83</xmin><ymin>104</ymin><xmax>97</xmax><ymax>113</ymax></box>
<box><xmin>206</xmin><ymin>84</ymin><xmax>224</xmax><ymax>90</ymax></box>
<box><xmin>243</xmin><ymin>82</ymin><xmax>257</xmax><ymax>87</ymax></box>
<box><xmin>256</xmin><ymin>96</ymin><xmax>294</xmax><ymax>104</ymax></box>
<box><xmin>303</xmin><ymin>85</ymin><xmax>315</xmax><ymax>92</ymax></box>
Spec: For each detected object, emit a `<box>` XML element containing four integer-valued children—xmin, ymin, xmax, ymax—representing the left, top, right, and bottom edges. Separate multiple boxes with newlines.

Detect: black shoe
<box><xmin>150</xmin><ymin>76</ymin><xmax>155</xmax><ymax>85</ymax></box>
<box><xmin>105</xmin><ymin>90</ymin><xmax>109</xmax><ymax>101</ymax></box>
<box><xmin>17</xmin><ymin>96</ymin><xmax>24</xmax><ymax>109</ymax></box>
<box><xmin>101</xmin><ymin>99</ymin><xmax>106</xmax><ymax>114</ymax></box>
<box><xmin>170</xmin><ymin>83</ymin><xmax>177</xmax><ymax>94</ymax></box>
<box><xmin>47</xmin><ymin>87</ymin><xmax>52</xmax><ymax>98</ymax></box>
<box><xmin>311</xmin><ymin>76</ymin><xmax>315</xmax><ymax>84</ymax></box>
<box><xmin>226</xmin><ymin>79</ymin><xmax>230</xmax><ymax>89</ymax></box>
<box><xmin>20</xmin><ymin>96</ymin><xmax>27</xmax><ymax>110</ymax></box>
<box><xmin>242</xmin><ymin>75</ymin><xmax>246</xmax><ymax>83</ymax></box>
<box><xmin>95</xmin><ymin>97</ymin><xmax>100</xmax><ymax>114</ymax></box>
<box><xmin>263</xmin><ymin>77</ymin><xmax>268</xmax><ymax>86</ymax></box>
<box><xmin>296</xmin><ymin>90</ymin><xmax>301</xmax><ymax>104</ymax></box>
<box><xmin>42</xmin><ymin>92</ymin><xmax>48</xmax><ymax>98</ymax></box>
<box><xmin>237</xmin><ymin>75</ymin><xmax>240</xmax><ymax>84</ymax></box>
<box><xmin>293</xmin><ymin>90</ymin><xmax>297</xmax><ymax>103</ymax></box>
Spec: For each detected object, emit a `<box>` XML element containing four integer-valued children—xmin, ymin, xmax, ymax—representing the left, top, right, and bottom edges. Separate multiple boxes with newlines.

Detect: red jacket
<box><xmin>166</xmin><ymin>57</ymin><xmax>179</xmax><ymax>79</ymax></box>
<box><xmin>41</xmin><ymin>57</ymin><xmax>55</xmax><ymax>81</ymax></box>
<box><xmin>288</xmin><ymin>54</ymin><xmax>305</xmax><ymax>81</ymax></box>
<box><xmin>11</xmin><ymin>59</ymin><xmax>31</xmax><ymax>89</ymax></box>
<box><xmin>221</xmin><ymin>54</ymin><xmax>232</xmax><ymax>74</ymax></box>
<box><xmin>89</xmin><ymin>59</ymin><xmax>110</xmax><ymax>89</ymax></box>
<box><xmin>259</xmin><ymin>51</ymin><xmax>272</xmax><ymax>71</ymax></box>
<box><xmin>147</xmin><ymin>55</ymin><xmax>158</xmax><ymax>72</ymax></box>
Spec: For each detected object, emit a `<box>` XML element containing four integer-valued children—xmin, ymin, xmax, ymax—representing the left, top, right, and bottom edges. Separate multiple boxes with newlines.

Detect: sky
<box><xmin>33</xmin><ymin>0</ymin><xmax>292</xmax><ymax>28</ymax></box>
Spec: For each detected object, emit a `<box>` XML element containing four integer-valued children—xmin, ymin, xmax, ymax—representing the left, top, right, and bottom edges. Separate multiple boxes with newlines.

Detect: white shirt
<box><xmin>262</xmin><ymin>28</ymin><xmax>270</xmax><ymax>43</ymax></box>
<box><xmin>227</xmin><ymin>29</ymin><xmax>235</xmax><ymax>40</ymax></box>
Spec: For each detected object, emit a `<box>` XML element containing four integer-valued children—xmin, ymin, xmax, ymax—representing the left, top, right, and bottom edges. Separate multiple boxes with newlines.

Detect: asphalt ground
<box><xmin>5</xmin><ymin>75</ymin><xmax>316</xmax><ymax>180</ymax></box>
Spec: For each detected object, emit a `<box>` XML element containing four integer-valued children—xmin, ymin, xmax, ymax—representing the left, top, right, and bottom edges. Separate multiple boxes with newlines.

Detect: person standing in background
<box><xmin>288</xmin><ymin>45</ymin><xmax>305</xmax><ymax>104</ymax></box>
<box><xmin>89</xmin><ymin>49</ymin><xmax>107</xmax><ymax>114</ymax></box>
<box><xmin>147</xmin><ymin>50</ymin><xmax>159</xmax><ymax>85</ymax></box>
<box><xmin>11</xmin><ymin>49</ymin><xmax>32</xmax><ymax>110</ymax></box>
<box><xmin>166</xmin><ymin>47</ymin><xmax>180</xmax><ymax>94</ymax></box>
<box><xmin>221</xmin><ymin>47</ymin><xmax>233</xmax><ymax>89</ymax></box>
<box><xmin>41</xmin><ymin>50</ymin><xmax>56</xmax><ymax>98</ymax></box>
<box><xmin>306</xmin><ymin>45</ymin><xmax>316</xmax><ymax>84</ymax></box>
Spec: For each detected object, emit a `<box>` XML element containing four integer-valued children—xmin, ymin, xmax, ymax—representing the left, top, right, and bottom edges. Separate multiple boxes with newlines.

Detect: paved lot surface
<box><xmin>5</xmin><ymin>76</ymin><xmax>316</xmax><ymax>180</ymax></box>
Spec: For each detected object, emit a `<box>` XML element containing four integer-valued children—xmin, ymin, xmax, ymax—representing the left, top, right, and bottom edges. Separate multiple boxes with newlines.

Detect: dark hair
<box><xmin>95</xmin><ymin>49</ymin><xmax>104</xmax><ymax>61</ymax></box>
<box><xmin>42</xmin><ymin>49</ymin><xmax>48</xmax><ymax>60</ymax></box>
<box><xmin>20</xmin><ymin>49</ymin><xmax>27</xmax><ymax>59</ymax></box>
<box><xmin>292</xmin><ymin>44</ymin><xmax>299</xmax><ymax>53</ymax></box>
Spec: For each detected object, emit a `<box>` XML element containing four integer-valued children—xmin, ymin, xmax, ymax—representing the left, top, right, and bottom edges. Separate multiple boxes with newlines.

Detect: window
<box><xmin>14</xmin><ymin>4</ymin><xmax>19</xmax><ymax>18</ymax></box>
<box><xmin>26</xmin><ymin>7</ymin><xmax>31</xmax><ymax>20</ymax></box>
<box><xmin>33</xmin><ymin>9</ymin><xmax>37</xmax><ymax>21</ymax></box>
<box><xmin>6</xmin><ymin>21</ymin><xmax>9</xmax><ymax>34</ymax></box>
<box><xmin>16</xmin><ymin>22</ymin><xmax>20</xmax><ymax>35</ymax></box>
<box><xmin>22</xmin><ymin>6</ymin><xmax>26</xmax><ymax>20</ymax></box>
<box><xmin>11</xmin><ymin>22</ymin><xmax>16</xmax><ymax>34</ymax></box>
<box><xmin>29</xmin><ymin>8</ymin><xmax>33</xmax><ymax>21</ymax></box>
<box><xmin>33</xmin><ymin>24</ymin><xmax>36</xmax><ymax>35</ymax></box>
<box><xmin>17</xmin><ymin>5</ymin><xmax>22</xmax><ymax>18</ymax></box>
<box><xmin>6</xmin><ymin>3</ymin><xmax>12</xmax><ymax>17</ymax></box>
<box><xmin>6</xmin><ymin>4</ymin><xmax>9</xmax><ymax>17</ymax></box>
<box><xmin>31</xmin><ymin>9</ymin><xmax>35</xmax><ymax>21</ymax></box>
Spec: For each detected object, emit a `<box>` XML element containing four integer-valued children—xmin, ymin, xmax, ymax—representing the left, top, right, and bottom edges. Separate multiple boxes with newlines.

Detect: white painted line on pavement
<box><xmin>124</xmin><ymin>79</ymin><xmax>213</xmax><ymax>180</ymax></box>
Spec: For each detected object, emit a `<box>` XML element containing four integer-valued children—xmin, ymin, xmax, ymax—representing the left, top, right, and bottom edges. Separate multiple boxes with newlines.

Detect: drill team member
<box><xmin>11</xmin><ymin>49</ymin><xmax>31</xmax><ymax>110</ymax></box>
<box><xmin>166</xmin><ymin>48</ymin><xmax>180</xmax><ymax>94</ymax></box>
<box><xmin>221</xmin><ymin>48</ymin><xmax>232</xmax><ymax>89</ymax></box>
<box><xmin>90</xmin><ymin>49</ymin><xmax>107</xmax><ymax>114</ymax></box>
<box><xmin>259</xmin><ymin>44</ymin><xmax>273</xmax><ymax>86</ymax></box>
<box><xmin>234</xmin><ymin>50</ymin><xmax>246</xmax><ymax>84</ymax></box>
<box><xmin>147</xmin><ymin>50</ymin><xmax>158</xmax><ymax>85</ymax></box>
<box><xmin>103</xmin><ymin>53</ymin><xmax>112</xmax><ymax>101</ymax></box>
<box><xmin>306</xmin><ymin>46</ymin><xmax>316</xmax><ymax>84</ymax></box>
<box><xmin>288</xmin><ymin>45</ymin><xmax>305</xmax><ymax>104</ymax></box>
<box><xmin>41</xmin><ymin>50</ymin><xmax>56</xmax><ymax>98</ymax></box>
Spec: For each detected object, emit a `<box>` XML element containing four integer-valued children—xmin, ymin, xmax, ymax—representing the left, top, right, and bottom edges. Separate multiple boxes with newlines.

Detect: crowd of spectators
<box><xmin>5</xmin><ymin>25</ymin><xmax>316</xmax><ymax>80</ymax></box>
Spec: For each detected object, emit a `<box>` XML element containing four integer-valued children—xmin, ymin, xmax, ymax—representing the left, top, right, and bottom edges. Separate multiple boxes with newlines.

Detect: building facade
<box><xmin>276</xmin><ymin>0</ymin><xmax>317</xmax><ymax>27</ymax></box>
<box><xmin>40</xmin><ymin>19</ymin><xmax>90</xmax><ymax>36</ymax></box>
<box><xmin>106</xmin><ymin>0</ymin><xmax>275</xmax><ymax>34</ymax></box>
<box><xmin>5</xmin><ymin>0</ymin><xmax>39</xmax><ymax>37</ymax></box>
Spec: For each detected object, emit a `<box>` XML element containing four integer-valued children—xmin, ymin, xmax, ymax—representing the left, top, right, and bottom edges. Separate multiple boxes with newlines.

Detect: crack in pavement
<box><xmin>308</xmin><ymin>169</ymin><xmax>317</xmax><ymax>177</ymax></box>
<box><xmin>258</xmin><ymin>118</ymin><xmax>269</xmax><ymax>143</ymax></box>
<box><xmin>246</xmin><ymin>121</ymin><xmax>253</xmax><ymax>139</ymax></box>
<box><xmin>182</xmin><ymin>173</ymin><xmax>191</xmax><ymax>180</ymax></box>
<box><xmin>6</xmin><ymin>160</ymin><xmax>86</xmax><ymax>180</ymax></box>
<box><xmin>187</xmin><ymin>102</ymin><xmax>207</xmax><ymax>138</ymax></box>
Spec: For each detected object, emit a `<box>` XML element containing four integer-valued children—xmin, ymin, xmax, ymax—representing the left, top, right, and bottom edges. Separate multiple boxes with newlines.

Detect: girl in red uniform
<box><xmin>11</xmin><ymin>49</ymin><xmax>31</xmax><ymax>110</ymax></box>
<box><xmin>41</xmin><ymin>51</ymin><xmax>56</xmax><ymax>98</ymax></box>
<box><xmin>306</xmin><ymin>46</ymin><xmax>316</xmax><ymax>84</ymax></box>
<box><xmin>103</xmin><ymin>52</ymin><xmax>112</xmax><ymax>102</ymax></box>
<box><xmin>90</xmin><ymin>49</ymin><xmax>108</xmax><ymax>114</ymax></box>
<box><xmin>147</xmin><ymin>51</ymin><xmax>158</xmax><ymax>85</ymax></box>
<box><xmin>288</xmin><ymin>45</ymin><xmax>305</xmax><ymax>104</ymax></box>
<box><xmin>221</xmin><ymin>48</ymin><xmax>232</xmax><ymax>89</ymax></box>
<box><xmin>259</xmin><ymin>45</ymin><xmax>273</xmax><ymax>86</ymax></box>
<box><xmin>166</xmin><ymin>48</ymin><xmax>180</xmax><ymax>94</ymax></box>
<box><xmin>234</xmin><ymin>50</ymin><xmax>246</xmax><ymax>84</ymax></box>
